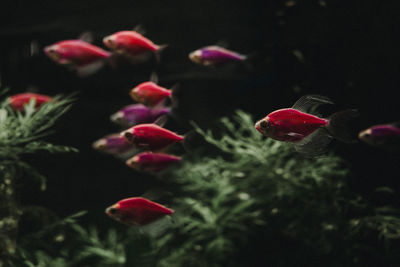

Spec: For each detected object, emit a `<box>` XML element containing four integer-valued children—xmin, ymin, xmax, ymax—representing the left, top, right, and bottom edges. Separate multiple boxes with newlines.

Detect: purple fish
<box><xmin>110</xmin><ymin>104</ymin><xmax>170</xmax><ymax>127</ymax></box>
<box><xmin>126</xmin><ymin>152</ymin><xmax>181</xmax><ymax>172</ymax></box>
<box><xmin>92</xmin><ymin>134</ymin><xmax>135</xmax><ymax>154</ymax></box>
<box><xmin>189</xmin><ymin>45</ymin><xmax>246</xmax><ymax>66</ymax></box>
<box><xmin>358</xmin><ymin>124</ymin><xmax>400</xmax><ymax>149</ymax></box>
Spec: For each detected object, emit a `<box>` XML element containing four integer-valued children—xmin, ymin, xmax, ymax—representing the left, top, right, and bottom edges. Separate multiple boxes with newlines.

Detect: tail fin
<box><xmin>326</xmin><ymin>109</ymin><xmax>360</xmax><ymax>143</ymax></box>
<box><xmin>155</xmin><ymin>44</ymin><xmax>168</xmax><ymax>62</ymax></box>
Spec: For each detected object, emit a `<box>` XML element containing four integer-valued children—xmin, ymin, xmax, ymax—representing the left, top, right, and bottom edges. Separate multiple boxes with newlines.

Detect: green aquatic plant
<box><xmin>10</xmin><ymin>110</ymin><xmax>400</xmax><ymax>267</ymax></box>
<box><xmin>0</xmin><ymin>91</ymin><xmax>77</xmax><ymax>265</ymax></box>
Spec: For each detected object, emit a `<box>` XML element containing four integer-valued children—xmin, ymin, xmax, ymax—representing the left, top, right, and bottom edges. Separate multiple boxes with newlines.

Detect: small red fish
<box><xmin>105</xmin><ymin>197</ymin><xmax>174</xmax><ymax>226</ymax></box>
<box><xmin>126</xmin><ymin>152</ymin><xmax>181</xmax><ymax>172</ymax></box>
<box><xmin>9</xmin><ymin>93</ymin><xmax>52</xmax><ymax>111</ymax></box>
<box><xmin>121</xmin><ymin>123</ymin><xmax>184</xmax><ymax>151</ymax></box>
<box><xmin>44</xmin><ymin>40</ymin><xmax>111</xmax><ymax>76</ymax></box>
<box><xmin>255</xmin><ymin>95</ymin><xmax>358</xmax><ymax>154</ymax></box>
<box><xmin>103</xmin><ymin>30</ymin><xmax>166</xmax><ymax>59</ymax></box>
<box><xmin>130</xmin><ymin>82</ymin><xmax>172</xmax><ymax>107</ymax></box>
<box><xmin>92</xmin><ymin>134</ymin><xmax>135</xmax><ymax>155</ymax></box>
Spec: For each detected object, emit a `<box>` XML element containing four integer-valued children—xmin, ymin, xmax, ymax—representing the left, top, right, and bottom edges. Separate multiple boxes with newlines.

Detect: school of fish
<box><xmin>8</xmin><ymin>27</ymin><xmax>397</xmax><ymax>227</ymax></box>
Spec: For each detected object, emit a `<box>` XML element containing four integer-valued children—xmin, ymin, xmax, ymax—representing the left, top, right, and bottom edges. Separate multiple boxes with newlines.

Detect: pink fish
<box><xmin>103</xmin><ymin>30</ymin><xmax>166</xmax><ymax>60</ymax></box>
<box><xmin>129</xmin><ymin>82</ymin><xmax>173</xmax><ymax>107</ymax></box>
<box><xmin>9</xmin><ymin>93</ymin><xmax>52</xmax><ymax>111</ymax></box>
<box><xmin>121</xmin><ymin>123</ymin><xmax>184</xmax><ymax>151</ymax></box>
<box><xmin>92</xmin><ymin>134</ymin><xmax>135</xmax><ymax>155</ymax></box>
<box><xmin>189</xmin><ymin>45</ymin><xmax>246</xmax><ymax>66</ymax></box>
<box><xmin>110</xmin><ymin>103</ymin><xmax>170</xmax><ymax>127</ymax></box>
<box><xmin>126</xmin><ymin>152</ymin><xmax>181</xmax><ymax>172</ymax></box>
<box><xmin>358</xmin><ymin>124</ymin><xmax>400</xmax><ymax>150</ymax></box>
<box><xmin>255</xmin><ymin>95</ymin><xmax>358</xmax><ymax>154</ymax></box>
<box><xmin>44</xmin><ymin>39</ymin><xmax>111</xmax><ymax>76</ymax></box>
<box><xmin>105</xmin><ymin>197</ymin><xmax>173</xmax><ymax>226</ymax></box>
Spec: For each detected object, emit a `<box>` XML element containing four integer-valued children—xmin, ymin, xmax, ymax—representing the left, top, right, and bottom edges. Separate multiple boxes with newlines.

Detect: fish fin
<box><xmin>294</xmin><ymin>128</ymin><xmax>333</xmax><ymax>156</ymax></box>
<box><xmin>215</xmin><ymin>39</ymin><xmax>229</xmax><ymax>48</ymax></box>
<box><xmin>390</xmin><ymin>122</ymin><xmax>400</xmax><ymax>128</ymax></box>
<box><xmin>133</xmin><ymin>24</ymin><xmax>146</xmax><ymax>35</ymax></box>
<box><xmin>181</xmin><ymin>130</ymin><xmax>200</xmax><ymax>153</ymax></box>
<box><xmin>76</xmin><ymin>61</ymin><xmax>105</xmax><ymax>77</ymax></box>
<box><xmin>155</xmin><ymin>44</ymin><xmax>168</xmax><ymax>62</ymax></box>
<box><xmin>291</xmin><ymin>95</ymin><xmax>334</xmax><ymax>113</ymax></box>
<box><xmin>78</xmin><ymin>31</ymin><xmax>94</xmax><ymax>43</ymax></box>
<box><xmin>285</xmin><ymin>132</ymin><xmax>304</xmax><ymax>139</ymax></box>
<box><xmin>170</xmin><ymin>83</ymin><xmax>180</xmax><ymax>110</ymax></box>
<box><xmin>149</xmin><ymin>72</ymin><xmax>159</xmax><ymax>84</ymax></box>
<box><xmin>326</xmin><ymin>109</ymin><xmax>360</xmax><ymax>143</ymax></box>
<box><xmin>153</xmin><ymin>115</ymin><xmax>168</xmax><ymax>127</ymax></box>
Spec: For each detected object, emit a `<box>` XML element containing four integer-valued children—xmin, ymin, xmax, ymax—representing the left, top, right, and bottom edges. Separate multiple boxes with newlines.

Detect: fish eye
<box><xmin>108</xmin><ymin>207</ymin><xmax>118</xmax><ymax>214</ymax></box>
<box><xmin>259</xmin><ymin>120</ymin><xmax>269</xmax><ymax>129</ymax></box>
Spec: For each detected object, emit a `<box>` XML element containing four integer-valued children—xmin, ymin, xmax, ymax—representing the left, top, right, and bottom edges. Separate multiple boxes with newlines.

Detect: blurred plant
<box><xmin>0</xmin><ymin>89</ymin><xmax>77</xmax><ymax>265</ymax></box>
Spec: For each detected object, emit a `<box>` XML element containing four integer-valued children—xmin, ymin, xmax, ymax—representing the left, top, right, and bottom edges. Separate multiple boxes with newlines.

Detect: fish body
<box><xmin>130</xmin><ymin>82</ymin><xmax>172</xmax><ymax>107</ymax></box>
<box><xmin>255</xmin><ymin>108</ymin><xmax>328</xmax><ymax>142</ymax></box>
<box><xmin>105</xmin><ymin>197</ymin><xmax>173</xmax><ymax>226</ymax></box>
<box><xmin>92</xmin><ymin>134</ymin><xmax>135</xmax><ymax>154</ymax></box>
<box><xmin>189</xmin><ymin>45</ymin><xmax>246</xmax><ymax>66</ymax></box>
<box><xmin>9</xmin><ymin>93</ymin><xmax>52</xmax><ymax>111</ymax></box>
<box><xmin>103</xmin><ymin>31</ymin><xmax>161</xmax><ymax>57</ymax></box>
<box><xmin>126</xmin><ymin>152</ymin><xmax>181</xmax><ymax>172</ymax></box>
<box><xmin>358</xmin><ymin>124</ymin><xmax>400</xmax><ymax>148</ymax></box>
<box><xmin>44</xmin><ymin>40</ymin><xmax>110</xmax><ymax>67</ymax></box>
<box><xmin>121</xmin><ymin>123</ymin><xmax>183</xmax><ymax>150</ymax></box>
<box><xmin>110</xmin><ymin>104</ymin><xmax>170</xmax><ymax>127</ymax></box>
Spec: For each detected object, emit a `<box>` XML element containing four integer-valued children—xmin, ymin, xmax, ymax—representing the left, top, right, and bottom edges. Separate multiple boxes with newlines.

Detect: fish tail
<box><xmin>326</xmin><ymin>109</ymin><xmax>360</xmax><ymax>143</ymax></box>
<box><xmin>155</xmin><ymin>44</ymin><xmax>168</xmax><ymax>62</ymax></box>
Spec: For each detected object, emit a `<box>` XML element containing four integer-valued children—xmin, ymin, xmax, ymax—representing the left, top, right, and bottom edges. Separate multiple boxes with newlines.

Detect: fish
<box><xmin>44</xmin><ymin>39</ymin><xmax>111</xmax><ymax>76</ymax></box>
<box><xmin>92</xmin><ymin>134</ymin><xmax>135</xmax><ymax>155</ymax></box>
<box><xmin>358</xmin><ymin>123</ymin><xmax>400</xmax><ymax>150</ymax></box>
<box><xmin>255</xmin><ymin>95</ymin><xmax>359</xmax><ymax>155</ymax></box>
<box><xmin>105</xmin><ymin>197</ymin><xmax>174</xmax><ymax>226</ymax></box>
<box><xmin>189</xmin><ymin>45</ymin><xmax>247</xmax><ymax>66</ymax></box>
<box><xmin>103</xmin><ymin>30</ymin><xmax>166</xmax><ymax>60</ymax></box>
<box><xmin>121</xmin><ymin>123</ymin><xmax>184</xmax><ymax>151</ymax></box>
<box><xmin>9</xmin><ymin>93</ymin><xmax>52</xmax><ymax>111</ymax></box>
<box><xmin>110</xmin><ymin>103</ymin><xmax>170</xmax><ymax>127</ymax></box>
<box><xmin>129</xmin><ymin>81</ymin><xmax>175</xmax><ymax>107</ymax></box>
<box><xmin>126</xmin><ymin>152</ymin><xmax>181</xmax><ymax>172</ymax></box>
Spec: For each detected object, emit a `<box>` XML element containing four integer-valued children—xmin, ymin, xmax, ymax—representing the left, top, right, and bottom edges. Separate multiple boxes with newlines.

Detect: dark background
<box><xmin>0</xmin><ymin>0</ymin><xmax>399</xmax><ymax>227</ymax></box>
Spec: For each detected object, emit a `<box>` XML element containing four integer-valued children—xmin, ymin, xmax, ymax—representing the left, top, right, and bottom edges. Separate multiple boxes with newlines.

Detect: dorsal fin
<box><xmin>153</xmin><ymin>115</ymin><xmax>168</xmax><ymax>127</ymax></box>
<box><xmin>215</xmin><ymin>39</ymin><xmax>229</xmax><ymax>48</ymax></box>
<box><xmin>149</xmin><ymin>72</ymin><xmax>159</xmax><ymax>84</ymax></box>
<box><xmin>78</xmin><ymin>32</ymin><xmax>94</xmax><ymax>43</ymax></box>
<box><xmin>133</xmin><ymin>25</ymin><xmax>146</xmax><ymax>35</ymax></box>
<box><xmin>291</xmin><ymin>95</ymin><xmax>334</xmax><ymax>113</ymax></box>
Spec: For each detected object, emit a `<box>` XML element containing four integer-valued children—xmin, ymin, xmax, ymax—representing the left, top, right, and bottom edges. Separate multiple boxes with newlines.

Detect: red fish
<box><xmin>255</xmin><ymin>95</ymin><xmax>358</xmax><ymax>154</ymax></box>
<box><xmin>130</xmin><ymin>81</ymin><xmax>172</xmax><ymax>107</ymax></box>
<box><xmin>126</xmin><ymin>152</ymin><xmax>181</xmax><ymax>172</ymax></box>
<box><xmin>105</xmin><ymin>197</ymin><xmax>173</xmax><ymax>226</ymax></box>
<box><xmin>44</xmin><ymin>39</ymin><xmax>111</xmax><ymax>76</ymax></box>
<box><xmin>9</xmin><ymin>93</ymin><xmax>52</xmax><ymax>111</ymax></box>
<box><xmin>103</xmin><ymin>30</ymin><xmax>166</xmax><ymax>59</ymax></box>
<box><xmin>121</xmin><ymin>123</ymin><xmax>184</xmax><ymax>151</ymax></box>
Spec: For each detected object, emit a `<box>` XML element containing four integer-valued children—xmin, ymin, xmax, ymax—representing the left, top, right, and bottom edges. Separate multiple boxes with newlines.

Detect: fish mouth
<box><xmin>254</xmin><ymin>122</ymin><xmax>263</xmax><ymax>134</ymax></box>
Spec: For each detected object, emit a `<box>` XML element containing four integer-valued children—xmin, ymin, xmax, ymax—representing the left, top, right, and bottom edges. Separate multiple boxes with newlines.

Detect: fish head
<box><xmin>189</xmin><ymin>49</ymin><xmax>204</xmax><ymax>65</ymax></box>
<box><xmin>255</xmin><ymin>116</ymin><xmax>275</xmax><ymax>137</ymax></box>
<box><xmin>121</xmin><ymin>127</ymin><xmax>137</xmax><ymax>144</ymax></box>
<box><xmin>92</xmin><ymin>138</ymin><xmax>107</xmax><ymax>151</ymax></box>
<box><xmin>105</xmin><ymin>203</ymin><xmax>138</xmax><ymax>225</ymax></box>
<box><xmin>358</xmin><ymin>128</ymin><xmax>378</xmax><ymax>145</ymax></box>
<box><xmin>126</xmin><ymin>155</ymin><xmax>140</xmax><ymax>169</ymax></box>
<box><xmin>110</xmin><ymin>111</ymin><xmax>127</xmax><ymax>125</ymax></box>
<box><xmin>103</xmin><ymin>34</ymin><xmax>118</xmax><ymax>49</ymax></box>
<box><xmin>44</xmin><ymin>43</ymin><xmax>71</xmax><ymax>64</ymax></box>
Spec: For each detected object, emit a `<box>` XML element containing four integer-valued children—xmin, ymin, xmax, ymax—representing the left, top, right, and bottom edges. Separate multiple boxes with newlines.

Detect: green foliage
<box><xmin>10</xmin><ymin>110</ymin><xmax>400</xmax><ymax>267</ymax></box>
